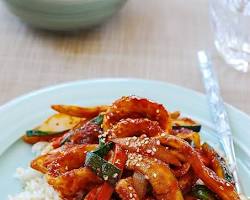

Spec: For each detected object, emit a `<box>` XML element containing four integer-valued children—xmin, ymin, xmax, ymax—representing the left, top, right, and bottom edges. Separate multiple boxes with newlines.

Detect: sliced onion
<box><xmin>132</xmin><ymin>172</ymin><xmax>148</xmax><ymax>200</ymax></box>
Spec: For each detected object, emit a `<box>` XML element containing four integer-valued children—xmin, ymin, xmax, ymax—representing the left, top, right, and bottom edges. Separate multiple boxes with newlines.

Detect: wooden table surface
<box><xmin>0</xmin><ymin>0</ymin><xmax>249</xmax><ymax>114</ymax></box>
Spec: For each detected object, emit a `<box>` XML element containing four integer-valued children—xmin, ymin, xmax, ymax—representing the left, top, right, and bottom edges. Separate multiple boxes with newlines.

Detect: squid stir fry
<box><xmin>23</xmin><ymin>96</ymin><xmax>240</xmax><ymax>200</ymax></box>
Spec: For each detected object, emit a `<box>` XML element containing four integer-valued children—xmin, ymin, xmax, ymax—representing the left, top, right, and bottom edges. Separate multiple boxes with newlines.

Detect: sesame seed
<box><xmin>161</xmin><ymin>133</ymin><xmax>166</xmax><ymax>136</ymax></box>
<box><xmin>103</xmin><ymin>175</ymin><xmax>109</xmax><ymax>180</ymax></box>
<box><xmin>153</xmin><ymin>173</ymin><xmax>157</xmax><ymax>178</ymax></box>
<box><xmin>132</xmin><ymin>136</ymin><xmax>137</xmax><ymax>140</ymax></box>
<box><xmin>145</xmin><ymin>175</ymin><xmax>149</xmax><ymax>180</ymax></box>
<box><xmin>128</xmin><ymin>186</ymin><xmax>133</xmax><ymax>191</ymax></box>
<box><xmin>113</xmin><ymin>173</ymin><xmax>118</xmax><ymax>178</ymax></box>
<box><xmin>129</xmin><ymin>193</ymin><xmax>133</xmax><ymax>198</ymax></box>
<box><xmin>115</xmin><ymin>159</ymin><xmax>121</xmax><ymax>164</ymax></box>
<box><xmin>146</xmin><ymin>149</ymin><xmax>152</xmax><ymax>154</ymax></box>
<box><xmin>156</xmin><ymin>109</ymin><xmax>160</xmax><ymax>113</ymax></box>
<box><xmin>152</xmin><ymin>147</ymin><xmax>157</xmax><ymax>152</ymax></box>
<box><xmin>156</xmin><ymin>140</ymin><xmax>160</xmax><ymax>145</ymax></box>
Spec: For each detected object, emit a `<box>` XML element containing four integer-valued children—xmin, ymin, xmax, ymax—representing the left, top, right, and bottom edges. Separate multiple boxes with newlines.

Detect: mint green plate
<box><xmin>0</xmin><ymin>79</ymin><xmax>249</xmax><ymax>199</ymax></box>
<box><xmin>4</xmin><ymin>0</ymin><xmax>127</xmax><ymax>30</ymax></box>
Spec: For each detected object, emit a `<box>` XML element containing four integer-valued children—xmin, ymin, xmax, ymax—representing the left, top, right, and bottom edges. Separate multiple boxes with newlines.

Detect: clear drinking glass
<box><xmin>209</xmin><ymin>0</ymin><xmax>250</xmax><ymax>72</ymax></box>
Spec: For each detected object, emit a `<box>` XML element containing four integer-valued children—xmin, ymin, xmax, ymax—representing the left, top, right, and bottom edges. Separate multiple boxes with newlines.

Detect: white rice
<box><xmin>8</xmin><ymin>142</ymin><xmax>61</xmax><ymax>200</ymax></box>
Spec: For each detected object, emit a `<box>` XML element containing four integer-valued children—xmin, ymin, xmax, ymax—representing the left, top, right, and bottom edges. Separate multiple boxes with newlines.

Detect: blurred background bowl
<box><xmin>4</xmin><ymin>0</ymin><xmax>127</xmax><ymax>31</ymax></box>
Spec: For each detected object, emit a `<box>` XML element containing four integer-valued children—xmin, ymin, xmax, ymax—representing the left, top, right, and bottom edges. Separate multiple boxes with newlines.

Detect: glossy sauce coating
<box><xmin>103</xmin><ymin>96</ymin><xmax>170</xmax><ymax>131</ymax></box>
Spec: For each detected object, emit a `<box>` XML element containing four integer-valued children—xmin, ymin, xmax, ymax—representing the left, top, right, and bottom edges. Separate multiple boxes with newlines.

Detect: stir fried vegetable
<box><xmin>51</xmin><ymin>104</ymin><xmax>108</xmax><ymax>118</ymax></box>
<box><xmin>95</xmin><ymin>144</ymin><xmax>127</xmax><ymax>200</ymax></box>
<box><xmin>92</xmin><ymin>141</ymin><xmax>114</xmax><ymax>158</ymax></box>
<box><xmin>85</xmin><ymin>152</ymin><xmax>121</xmax><ymax>185</ymax></box>
<box><xmin>25</xmin><ymin>96</ymin><xmax>240</xmax><ymax>200</ymax></box>
<box><xmin>192</xmin><ymin>185</ymin><xmax>217</xmax><ymax>200</ymax></box>
<box><xmin>26</xmin><ymin>130</ymin><xmax>62</xmax><ymax>137</ymax></box>
<box><xmin>172</xmin><ymin>117</ymin><xmax>202</xmax><ymax>132</ymax></box>
<box><xmin>23</xmin><ymin>113</ymin><xmax>81</xmax><ymax>144</ymax></box>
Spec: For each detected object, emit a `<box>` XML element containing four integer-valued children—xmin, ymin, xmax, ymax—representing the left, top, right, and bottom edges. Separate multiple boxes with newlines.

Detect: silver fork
<box><xmin>197</xmin><ymin>51</ymin><xmax>248</xmax><ymax>199</ymax></box>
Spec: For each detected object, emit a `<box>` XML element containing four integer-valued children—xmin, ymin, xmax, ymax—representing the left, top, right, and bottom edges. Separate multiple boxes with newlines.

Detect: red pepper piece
<box><xmin>85</xmin><ymin>144</ymin><xmax>127</xmax><ymax>200</ymax></box>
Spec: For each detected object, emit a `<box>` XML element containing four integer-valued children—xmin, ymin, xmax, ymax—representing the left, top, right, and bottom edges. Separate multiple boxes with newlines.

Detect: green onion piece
<box><xmin>92</xmin><ymin>142</ymin><xmax>114</xmax><ymax>158</ymax></box>
<box><xmin>172</xmin><ymin>125</ymin><xmax>202</xmax><ymax>132</ymax></box>
<box><xmin>85</xmin><ymin>152</ymin><xmax>121</xmax><ymax>186</ymax></box>
<box><xmin>192</xmin><ymin>185</ymin><xmax>217</xmax><ymax>200</ymax></box>
<box><xmin>26</xmin><ymin>130</ymin><xmax>62</xmax><ymax>137</ymax></box>
<box><xmin>59</xmin><ymin>131</ymin><xmax>72</xmax><ymax>146</ymax></box>
<box><xmin>91</xmin><ymin>114</ymin><xmax>104</xmax><ymax>125</ymax></box>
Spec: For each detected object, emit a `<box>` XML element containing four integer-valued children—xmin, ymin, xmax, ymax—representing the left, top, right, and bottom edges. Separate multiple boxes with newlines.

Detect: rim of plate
<box><xmin>0</xmin><ymin>78</ymin><xmax>249</xmax><ymax>120</ymax></box>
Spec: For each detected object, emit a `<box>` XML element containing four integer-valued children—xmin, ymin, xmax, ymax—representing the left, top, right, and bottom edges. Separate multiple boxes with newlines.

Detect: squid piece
<box><xmin>115</xmin><ymin>177</ymin><xmax>140</xmax><ymax>200</ymax></box>
<box><xmin>171</xmin><ymin>162</ymin><xmax>191</xmax><ymax>177</ymax></box>
<box><xmin>112</xmin><ymin>136</ymin><xmax>181</xmax><ymax>166</ymax></box>
<box><xmin>132</xmin><ymin>172</ymin><xmax>148</xmax><ymax>200</ymax></box>
<box><xmin>202</xmin><ymin>143</ymin><xmax>234</xmax><ymax>183</ymax></box>
<box><xmin>55</xmin><ymin>118</ymin><xmax>101</xmax><ymax>147</ymax></box>
<box><xmin>183</xmin><ymin>195</ymin><xmax>197</xmax><ymax>200</ymax></box>
<box><xmin>31</xmin><ymin>144</ymin><xmax>97</xmax><ymax>176</ymax></box>
<box><xmin>145</xmin><ymin>198</ymin><xmax>157</xmax><ymax>200</ymax></box>
<box><xmin>107</xmin><ymin>118</ymin><xmax>164</xmax><ymax>138</ymax></box>
<box><xmin>170</xmin><ymin>111</ymin><xmax>181</xmax><ymax>120</ymax></box>
<box><xmin>47</xmin><ymin>167</ymin><xmax>102</xmax><ymax>199</ymax></box>
<box><xmin>126</xmin><ymin>153</ymin><xmax>184</xmax><ymax>200</ymax></box>
<box><xmin>168</xmin><ymin>149</ymin><xmax>187</xmax><ymax>162</ymax></box>
<box><xmin>178</xmin><ymin>170</ymin><xmax>198</xmax><ymax>194</ymax></box>
<box><xmin>103</xmin><ymin>96</ymin><xmax>171</xmax><ymax>131</ymax></box>
<box><xmin>195</xmin><ymin>148</ymin><xmax>211</xmax><ymax>166</ymax></box>
<box><xmin>176</xmin><ymin>132</ymin><xmax>201</xmax><ymax>148</ymax></box>
<box><xmin>158</xmin><ymin>134</ymin><xmax>240</xmax><ymax>200</ymax></box>
<box><xmin>51</xmin><ymin>104</ymin><xmax>108</xmax><ymax>118</ymax></box>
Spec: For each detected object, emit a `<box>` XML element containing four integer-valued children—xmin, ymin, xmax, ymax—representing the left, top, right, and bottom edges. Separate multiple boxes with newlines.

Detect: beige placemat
<box><xmin>0</xmin><ymin>0</ymin><xmax>249</xmax><ymax>114</ymax></box>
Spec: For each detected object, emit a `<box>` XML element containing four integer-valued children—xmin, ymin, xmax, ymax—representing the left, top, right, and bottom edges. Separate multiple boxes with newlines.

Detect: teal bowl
<box><xmin>4</xmin><ymin>0</ymin><xmax>127</xmax><ymax>31</ymax></box>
